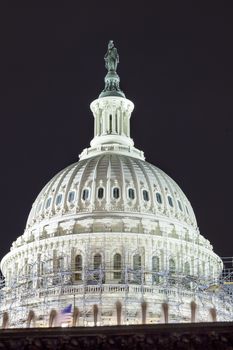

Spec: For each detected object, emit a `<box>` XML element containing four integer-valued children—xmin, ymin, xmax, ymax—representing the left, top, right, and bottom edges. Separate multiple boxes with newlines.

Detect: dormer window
<box><xmin>113</xmin><ymin>187</ymin><xmax>120</xmax><ymax>199</ymax></box>
<box><xmin>56</xmin><ymin>194</ymin><xmax>63</xmax><ymax>206</ymax></box>
<box><xmin>82</xmin><ymin>188</ymin><xmax>89</xmax><ymax>201</ymax></box>
<box><xmin>68</xmin><ymin>191</ymin><xmax>75</xmax><ymax>203</ymax></box>
<box><xmin>97</xmin><ymin>187</ymin><xmax>104</xmax><ymax>199</ymax></box>
<box><xmin>168</xmin><ymin>196</ymin><xmax>173</xmax><ymax>207</ymax></box>
<box><xmin>143</xmin><ymin>190</ymin><xmax>149</xmax><ymax>202</ymax></box>
<box><xmin>128</xmin><ymin>188</ymin><xmax>135</xmax><ymax>200</ymax></box>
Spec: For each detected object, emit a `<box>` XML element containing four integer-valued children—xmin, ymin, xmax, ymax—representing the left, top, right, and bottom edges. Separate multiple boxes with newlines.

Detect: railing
<box><xmin>35</xmin><ymin>283</ymin><xmax>197</xmax><ymax>299</ymax></box>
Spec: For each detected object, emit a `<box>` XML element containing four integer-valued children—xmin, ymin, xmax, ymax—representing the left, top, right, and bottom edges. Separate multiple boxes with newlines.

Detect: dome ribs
<box><xmin>121</xmin><ymin>156</ymin><xmax>138</xmax><ymax>209</ymax></box>
<box><xmin>26</xmin><ymin>154</ymin><xmax>197</xmax><ymax>229</ymax></box>
<box><xmin>63</xmin><ymin>162</ymin><xmax>81</xmax><ymax>210</ymax></box>
<box><xmin>134</xmin><ymin>158</ymin><xmax>154</xmax><ymax>212</ymax></box>
<box><xmin>77</xmin><ymin>156</ymin><xmax>99</xmax><ymax>210</ymax></box>
<box><xmin>50</xmin><ymin>164</ymin><xmax>76</xmax><ymax>215</ymax></box>
<box><xmin>94</xmin><ymin>155</ymin><xmax>110</xmax><ymax>210</ymax></box>
<box><xmin>90</xmin><ymin>155</ymin><xmax>104</xmax><ymax>209</ymax></box>
<box><xmin>146</xmin><ymin>162</ymin><xmax>166</xmax><ymax>213</ymax></box>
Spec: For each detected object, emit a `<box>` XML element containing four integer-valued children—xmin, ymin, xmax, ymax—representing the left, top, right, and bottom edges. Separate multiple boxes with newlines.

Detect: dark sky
<box><xmin>0</xmin><ymin>2</ymin><xmax>233</xmax><ymax>259</ymax></box>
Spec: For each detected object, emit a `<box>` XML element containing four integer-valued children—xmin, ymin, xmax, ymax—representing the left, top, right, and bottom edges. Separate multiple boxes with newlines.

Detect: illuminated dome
<box><xmin>0</xmin><ymin>41</ymin><xmax>230</xmax><ymax>328</ymax></box>
<box><xmin>26</xmin><ymin>154</ymin><xmax>197</xmax><ymax>231</ymax></box>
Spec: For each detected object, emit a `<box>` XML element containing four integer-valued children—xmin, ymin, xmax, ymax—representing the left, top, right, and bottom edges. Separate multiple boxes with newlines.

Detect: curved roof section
<box><xmin>26</xmin><ymin>154</ymin><xmax>197</xmax><ymax>229</ymax></box>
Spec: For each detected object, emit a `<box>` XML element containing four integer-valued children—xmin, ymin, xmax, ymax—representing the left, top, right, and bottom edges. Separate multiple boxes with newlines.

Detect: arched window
<box><xmin>169</xmin><ymin>258</ymin><xmax>176</xmax><ymax>285</ymax></box>
<box><xmin>56</xmin><ymin>194</ymin><xmax>63</xmax><ymax>206</ymax></box>
<box><xmin>143</xmin><ymin>190</ymin><xmax>149</xmax><ymax>201</ymax></box>
<box><xmin>115</xmin><ymin>114</ymin><xmax>118</xmax><ymax>133</ymax></box>
<box><xmin>133</xmin><ymin>254</ymin><xmax>142</xmax><ymax>283</ymax></box>
<box><xmin>177</xmin><ymin>200</ymin><xmax>183</xmax><ymax>211</ymax></box>
<box><xmin>68</xmin><ymin>191</ymin><xmax>75</xmax><ymax>203</ymax></box>
<box><xmin>109</xmin><ymin>114</ymin><xmax>112</xmax><ymax>133</ymax></box>
<box><xmin>133</xmin><ymin>254</ymin><xmax>141</xmax><ymax>270</ymax></box>
<box><xmin>93</xmin><ymin>254</ymin><xmax>103</xmax><ymax>282</ymax></box>
<box><xmin>156</xmin><ymin>192</ymin><xmax>162</xmax><ymax>204</ymax></box>
<box><xmin>152</xmin><ymin>256</ymin><xmax>160</xmax><ymax>283</ymax></box>
<box><xmin>57</xmin><ymin>257</ymin><xmax>64</xmax><ymax>270</ymax></box>
<box><xmin>113</xmin><ymin>253</ymin><xmax>122</xmax><ymax>279</ymax></box>
<box><xmin>113</xmin><ymin>187</ymin><xmax>120</xmax><ymax>199</ymax></box>
<box><xmin>97</xmin><ymin>187</ymin><xmax>104</xmax><ymax>199</ymax></box>
<box><xmin>202</xmin><ymin>262</ymin><xmax>205</xmax><ymax>275</ymax></box>
<box><xmin>152</xmin><ymin>256</ymin><xmax>159</xmax><ymax>271</ymax></box>
<box><xmin>94</xmin><ymin>254</ymin><xmax>102</xmax><ymax>269</ymax></box>
<box><xmin>184</xmin><ymin>261</ymin><xmax>191</xmax><ymax>289</ymax></box>
<box><xmin>184</xmin><ymin>261</ymin><xmax>190</xmax><ymax>275</ymax></box>
<box><xmin>82</xmin><ymin>188</ymin><xmax>89</xmax><ymax>201</ymax></box>
<box><xmin>185</xmin><ymin>205</ymin><xmax>189</xmax><ymax>214</ymax></box>
<box><xmin>168</xmin><ymin>196</ymin><xmax>173</xmax><ymax>207</ymax></box>
<box><xmin>169</xmin><ymin>258</ymin><xmax>176</xmax><ymax>274</ymax></box>
<box><xmin>74</xmin><ymin>255</ymin><xmax>82</xmax><ymax>281</ymax></box>
<box><xmin>75</xmin><ymin>255</ymin><xmax>82</xmax><ymax>271</ymax></box>
<box><xmin>41</xmin><ymin>261</ymin><xmax>45</xmax><ymax>275</ymax></box>
<box><xmin>45</xmin><ymin>197</ymin><xmax>52</xmax><ymax>209</ymax></box>
<box><xmin>128</xmin><ymin>188</ymin><xmax>135</xmax><ymax>200</ymax></box>
<box><xmin>209</xmin><ymin>265</ymin><xmax>214</xmax><ymax>279</ymax></box>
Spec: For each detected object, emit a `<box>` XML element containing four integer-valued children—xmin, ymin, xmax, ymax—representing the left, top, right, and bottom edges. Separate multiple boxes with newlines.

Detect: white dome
<box><xmin>1</xmin><ymin>42</ymin><xmax>230</xmax><ymax>328</ymax></box>
<box><xmin>26</xmin><ymin>154</ymin><xmax>197</xmax><ymax>230</ymax></box>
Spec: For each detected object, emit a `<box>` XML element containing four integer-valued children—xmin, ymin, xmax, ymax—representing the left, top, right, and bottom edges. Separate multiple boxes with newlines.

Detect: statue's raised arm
<box><xmin>104</xmin><ymin>40</ymin><xmax>119</xmax><ymax>72</ymax></box>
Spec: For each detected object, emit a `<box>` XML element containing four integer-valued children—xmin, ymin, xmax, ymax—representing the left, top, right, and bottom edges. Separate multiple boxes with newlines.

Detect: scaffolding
<box><xmin>1</xmin><ymin>250</ymin><xmax>233</xmax><ymax>327</ymax></box>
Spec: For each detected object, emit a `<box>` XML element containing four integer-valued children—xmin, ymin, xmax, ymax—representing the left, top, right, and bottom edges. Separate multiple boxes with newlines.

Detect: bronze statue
<box><xmin>104</xmin><ymin>40</ymin><xmax>119</xmax><ymax>72</ymax></box>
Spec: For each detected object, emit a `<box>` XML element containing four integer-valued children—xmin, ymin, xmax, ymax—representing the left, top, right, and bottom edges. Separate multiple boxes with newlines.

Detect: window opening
<box><xmin>113</xmin><ymin>187</ymin><xmax>120</xmax><ymax>199</ymax></box>
<box><xmin>168</xmin><ymin>196</ymin><xmax>173</xmax><ymax>207</ymax></box>
<box><xmin>113</xmin><ymin>253</ymin><xmax>122</xmax><ymax>279</ymax></box>
<box><xmin>109</xmin><ymin>114</ymin><xmax>112</xmax><ymax>133</ymax></box>
<box><xmin>98</xmin><ymin>187</ymin><xmax>104</xmax><ymax>199</ymax></box>
<box><xmin>133</xmin><ymin>254</ymin><xmax>141</xmax><ymax>270</ymax></box>
<box><xmin>68</xmin><ymin>191</ymin><xmax>75</xmax><ymax>203</ymax></box>
<box><xmin>93</xmin><ymin>253</ymin><xmax>103</xmax><ymax>282</ymax></box>
<box><xmin>94</xmin><ymin>254</ymin><xmax>102</xmax><ymax>269</ymax></box>
<box><xmin>56</xmin><ymin>194</ymin><xmax>62</xmax><ymax>206</ymax></box>
<box><xmin>128</xmin><ymin>188</ymin><xmax>135</xmax><ymax>200</ymax></box>
<box><xmin>178</xmin><ymin>200</ymin><xmax>183</xmax><ymax>211</ymax></box>
<box><xmin>156</xmin><ymin>192</ymin><xmax>162</xmax><ymax>204</ymax></box>
<box><xmin>152</xmin><ymin>256</ymin><xmax>160</xmax><ymax>283</ymax></box>
<box><xmin>82</xmin><ymin>189</ymin><xmax>89</xmax><ymax>201</ymax></box>
<box><xmin>143</xmin><ymin>190</ymin><xmax>149</xmax><ymax>201</ymax></box>
<box><xmin>45</xmin><ymin>197</ymin><xmax>51</xmax><ymax>209</ymax></box>
<box><xmin>74</xmin><ymin>255</ymin><xmax>82</xmax><ymax>281</ymax></box>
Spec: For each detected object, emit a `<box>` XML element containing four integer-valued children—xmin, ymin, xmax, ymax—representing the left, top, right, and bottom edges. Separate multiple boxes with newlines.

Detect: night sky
<box><xmin>0</xmin><ymin>2</ymin><xmax>233</xmax><ymax>260</ymax></box>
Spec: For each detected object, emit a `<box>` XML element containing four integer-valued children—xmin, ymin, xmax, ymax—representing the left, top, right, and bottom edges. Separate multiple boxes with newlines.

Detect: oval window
<box><xmin>56</xmin><ymin>194</ymin><xmax>63</xmax><ymax>206</ymax></box>
<box><xmin>178</xmin><ymin>200</ymin><xmax>183</xmax><ymax>211</ymax></box>
<box><xmin>143</xmin><ymin>190</ymin><xmax>149</xmax><ymax>201</ymax></box>
<box><xmin>128</xmin><ymin>188</ymin><xmax>135</xmax><ymax>200</ymax></box>
<box><xmin>68</xmin><ymin>191</ymin><xmax>75</xmax><ymax>203</ymax></box>
<box><xmin>45</xmin><ymin>197</ymin><xmax>52</xmax><ymax>209</ymax></box>
<box><xmin>113</xmin><ymin>187</ymin><xmax>120</xmax><ymax>199</ymax></box>
<box><xmin>156</xmin><ymin>192</ymin><xmax>162</xmax><ymax>204</ymax></box>
<box><xmin>97</xmin><ymin>187</ymin><xmax>104</xmax><ymax>199</ymax></box>
<box><xmin>82</xmin><ymin>189</ymin><xmax>89</xmax><ymax>201</ymax></box>
<box><xmin>168</xmin><ymin>196</ymin><xmax>173</xmax><ymax>207</ymax></box>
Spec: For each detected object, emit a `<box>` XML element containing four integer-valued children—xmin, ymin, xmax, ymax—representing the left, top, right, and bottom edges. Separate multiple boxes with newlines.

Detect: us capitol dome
<box><xmin>0</xmin><ymin>41</ymin><xmax>232</xmax><ymax>327</ymax></box>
